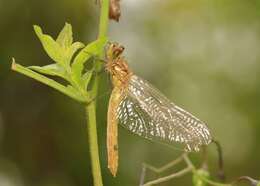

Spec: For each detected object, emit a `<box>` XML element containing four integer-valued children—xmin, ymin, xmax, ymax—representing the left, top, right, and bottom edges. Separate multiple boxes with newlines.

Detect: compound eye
<box><xmin>112</xmin><ymin>42</ymin><xmax>118</xmax><ymax>48</ymax></box>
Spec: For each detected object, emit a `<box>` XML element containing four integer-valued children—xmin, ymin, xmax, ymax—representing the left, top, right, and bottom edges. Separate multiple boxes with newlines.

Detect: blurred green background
<box><xmin>0</xmin><ymin>0</ymin><xmax>260</xmax><ymax>185</ymax></box>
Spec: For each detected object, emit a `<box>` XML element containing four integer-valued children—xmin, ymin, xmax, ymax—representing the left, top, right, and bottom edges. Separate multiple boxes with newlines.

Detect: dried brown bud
<box><xmin>109</xmin><ymin>0</ymin><xmax>121</xmax><ymax>22</ymax></box>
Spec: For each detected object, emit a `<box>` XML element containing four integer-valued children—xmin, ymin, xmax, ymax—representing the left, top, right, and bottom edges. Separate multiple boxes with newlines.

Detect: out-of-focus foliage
<box><xmin>192</xmin><ymin>169</ymin><xmax>209</xmax><ymax>186</ymax></box>
<box><xmin>0</xmin><ymin>0</ymin><xmax>260</xmax><ymax>186</ymax></box>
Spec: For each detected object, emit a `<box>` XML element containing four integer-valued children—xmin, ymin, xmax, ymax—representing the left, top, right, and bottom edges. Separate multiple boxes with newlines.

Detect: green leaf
<box><xmin>56</xmin><ymin>23</ymin><xmax>73</xmax><ymax>48</ymax></box>
<box><xmin>193</xmin><ymin>169</ymin><xmax>210</xmax><ymax>186</ymax></box>
<box><xmin>33</xmin><ymin>25</ymin><xmax>63</xmax><ymax>64</ymax></box>
<box><xmin>81</xmin><ymin>70</ymin><xmax>93</xmax><ymax>90</ymax></box>
<box><xmin>66</xmin><ymin>41</ymin><xmax>85</xmax><ymax>64</ymax></box>
<box><xmin>71</xmin><ymin>37</ymin><xmax>107</xmax><ymax>83</ymax></box>
<box><xmin>55</xmin><ymin>23</ymin><xmax>85</xmax><ymax>66</ymax></box>
<box><xmin>11</xmin><ymin>58</ymin><xmax>85</xmax><ymax>103</ymax></box>
<box><xmin>28</xmin><ymin>64</ymin><xmax>69</xmax><ymax>81</ymax></box>
<box><xmin>34</xmin><ymin>24</ymin><xmax>85</xmax><ymax>69</ymax></box>
<box><xmin>257</xmin><ymin>182</ymin><xmax>260</xmax><ymax>186</ymax></box>
<box><xmin>66</xmin><ymin>85</ymin><xmax>84</xmax><ymax>99</ymax></box>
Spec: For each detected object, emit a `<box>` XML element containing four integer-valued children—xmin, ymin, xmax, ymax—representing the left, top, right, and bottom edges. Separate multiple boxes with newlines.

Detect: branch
<box><xmin>86</xmin><ymin>0</ymin><xmax>110</xmax><ymax>186</ymax></box>
<box><xmin>142</xmin><ymin>167</ymin><xmax>192</xmax><ymax>186</ymax></box>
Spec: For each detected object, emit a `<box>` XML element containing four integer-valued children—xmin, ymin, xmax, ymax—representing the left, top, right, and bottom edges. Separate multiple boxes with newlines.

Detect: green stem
<box><xmin>98</xmin><ymin>0</ymin><xmax>109</xmax><ymax>38</ymax></box>
<box><xmin>86</xmin><ymin>0</ymin><xmax>109</xmax><ymax>185</ymax></box>
<box><xmin>86</xmin><ymin>103</ymin><xmax>103</xmax><ymax>186</ymax></box>
<box><xmin>201</xmin><ymin>177</ymin><xmax>232</xmax><ymax>186</ymax></box>
<box><xmin>11</xmin><ymin>60</ymin><xmax>85</xmax><ymax>102</ymax></box>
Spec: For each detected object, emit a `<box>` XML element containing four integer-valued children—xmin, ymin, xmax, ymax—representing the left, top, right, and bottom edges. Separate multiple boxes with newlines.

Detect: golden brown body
<box><xmin>106</xmin><ymin>43</ymin><xmax>132</xmax><ymax>176</ymax></box>
<box><xmin>107</xmin><ymin>87</ymin><xmax>123</xmax><ymax>176</ymax></box>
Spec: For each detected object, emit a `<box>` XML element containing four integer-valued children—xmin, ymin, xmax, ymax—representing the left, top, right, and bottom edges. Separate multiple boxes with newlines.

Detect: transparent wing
<box><xmin>117</xmin><ymin>75</ymin><xmax>212</xmax><ymax>152</ymax></box>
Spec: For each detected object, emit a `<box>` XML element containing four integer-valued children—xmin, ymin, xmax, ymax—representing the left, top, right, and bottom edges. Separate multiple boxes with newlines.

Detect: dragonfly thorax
<box><xmin>105</xmin><ymin>42</ymin><xmax>133</xmax><ymax>88</ymax></box>
<box><xmin>106</xmin><ymin>57</ymin><xmax>133</xmax><ymax>88</ymax></box>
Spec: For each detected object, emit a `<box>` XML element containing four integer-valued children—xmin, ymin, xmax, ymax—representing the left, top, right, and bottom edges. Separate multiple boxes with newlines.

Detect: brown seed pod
<box><xmin>109</xmin><ymin>0</ymin><xmax>121</xmax><ymax>22</ymax></box>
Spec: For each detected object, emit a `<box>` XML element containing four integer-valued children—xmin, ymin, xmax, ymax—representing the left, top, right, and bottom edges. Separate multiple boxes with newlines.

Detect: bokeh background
<box><xmin>0</xmin><ymin>0</ymin><xmax>260</xmax><ymax>185</ymax></box>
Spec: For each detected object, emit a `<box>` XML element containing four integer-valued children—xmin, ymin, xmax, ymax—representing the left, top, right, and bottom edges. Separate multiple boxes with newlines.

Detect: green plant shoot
<box><xmin>12</xmin><ymin>23</ymin><xmax>107</xmax><ymax>103</ymax></box>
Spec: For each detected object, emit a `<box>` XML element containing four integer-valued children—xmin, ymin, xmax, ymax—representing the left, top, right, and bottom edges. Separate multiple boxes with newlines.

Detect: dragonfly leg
<box><xmin>139</xmin><ymin>154</ymin><xmax>187</xmax><ymax>186</ymax></box>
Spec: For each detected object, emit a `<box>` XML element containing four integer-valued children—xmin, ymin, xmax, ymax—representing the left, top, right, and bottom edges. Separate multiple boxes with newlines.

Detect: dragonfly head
<box><xmin>106</xmin><ymin>42</ymin><xmax>125</xmax><ymax>60</ymax></box>
<box><xmin>105</xmin><ymin>42</ymin><xmax>132</xmax><ymax>87</ymax></box>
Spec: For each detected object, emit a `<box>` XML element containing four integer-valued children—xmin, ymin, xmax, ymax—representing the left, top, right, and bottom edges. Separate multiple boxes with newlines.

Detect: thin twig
<box><xmin>232</xmin><ymin>176</ymin><xmax>259</xmax><ymax>186</ymax></box>
<box><xmin>139</xmin><ymin>155</ymin><xmax>184</xmax><ymax>185</ymax></box>
<box><xmin>212</xmin><ymin>139</ymin><xmax>226</xmax><ymax>181</ymax></box>
<box><xmin>139</xmin><ymin>164</ymin><xmax>147</xmax><ymax>186</ymax></box>
<box><xmin>201</xmin><ymin>146</ymin><xmax>209</xmax><ymax>170</ymax></box>
<box><xmin>142</xmin><ymin>166</ymin><xmax>193</xmax><ymax>186</ymax></box>
<box><xmin>183</xmin><ymin>153</ymin><xmax>195</xmax><ymax>170</ymax></box>
<box><xmin>143</xmin><ymin>155</ymin><xmax>184</xmax><ymax>173</ymax></box>
<box><xmin>201</xmin><ymin>177</ymin><xmax>232</xmax><ymax>186</ymax></box>
<box><xmin>141</xmin><ymin>153</ymin><xmax>193</xmax><ymax>186</ymax></box>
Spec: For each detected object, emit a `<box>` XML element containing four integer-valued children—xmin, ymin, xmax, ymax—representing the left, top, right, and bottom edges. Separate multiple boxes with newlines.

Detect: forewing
<box><xmin>117</xmin><ymin>75</ymin><xmax>212</xmax><ymax>152</ymax></box>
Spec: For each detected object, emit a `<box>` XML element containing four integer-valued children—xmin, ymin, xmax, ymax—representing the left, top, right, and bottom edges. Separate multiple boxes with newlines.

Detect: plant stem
<box><xmin>86</xmin><ymin>103</ymin><xmax>103</xmax><ymax>186</ymax></box>
<box><xmin>98</xmin><ymin>0</ymin><xmax>109</xmax><ymax>38</ymax></box>
<box><xmin>11</xmin><ymin>60</ymin><xmax>85</xmax><ymax>103</ymax></box>
<box><xmin>212</xmin><ymin>139</ymin><xmax>226</xmax><ymax>181</ymax></box>
<box><xmin>85</xmin><ymin>0</ymin><xmax>109</xmax><ymax>185</ymax></box>
<box><xmin>142</xmin><ymin>167</ymin><xmax>193</xmax><ymax>186</ymax></box>
<box><xmin>201</xmin><ymin>177</ymin><xmax>232</xmax><ymax>186</ymax></box>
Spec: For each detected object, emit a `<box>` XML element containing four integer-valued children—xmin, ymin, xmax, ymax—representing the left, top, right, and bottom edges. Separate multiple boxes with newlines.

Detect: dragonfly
<box><xmin>105</xmin><ymin>43</ymin><xmax>212</xmax><ymax>177</ymax></box>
